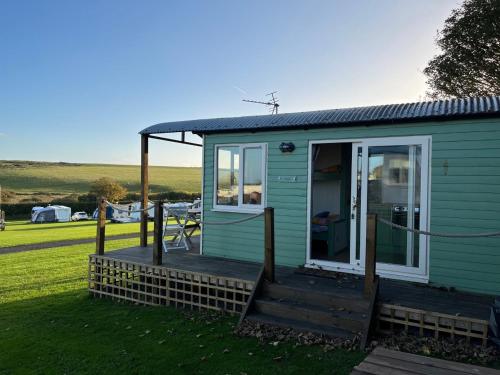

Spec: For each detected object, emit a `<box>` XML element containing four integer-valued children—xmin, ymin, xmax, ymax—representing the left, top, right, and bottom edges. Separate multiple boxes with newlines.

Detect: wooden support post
<box><xmin>140</xmin><ymin>134</ymin><xmax>149</xmax><ymax>247</ymax></box>
<box><xmin>96</xmin><ymin>197</ymin><xmax>106</xmax><ymax>255</ymax></box>
<box><xmin>153</xmin><ymin>200</ymin><xmax>163</xmax><ymax>266</ymax></box>
<box><xmin>264</xmin><ymin>207</ymin><xmax>275</xmax><ymax>283</ymax></box>
<box><xmin>0</xmin><ymin>210</ymin><xmax>5</xmax><ymax>231</ymax></box>
<box><xmin>364</xmin><ymin>213</ymin><xmax>377</xmax><ymax>297</ymax></box>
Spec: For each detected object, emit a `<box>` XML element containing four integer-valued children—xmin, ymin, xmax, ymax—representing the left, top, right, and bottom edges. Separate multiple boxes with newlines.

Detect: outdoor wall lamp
<box><xmin>279</xmin><ymin>142</ymin><xmax>295</xmax><ymax>153</ymax></box>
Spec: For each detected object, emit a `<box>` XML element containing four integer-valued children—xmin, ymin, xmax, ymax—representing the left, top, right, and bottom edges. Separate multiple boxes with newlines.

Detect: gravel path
<box><xmin>0</xmin><ymin>231</ymin><xmax>153</xmax><ymax>255</ymax></box>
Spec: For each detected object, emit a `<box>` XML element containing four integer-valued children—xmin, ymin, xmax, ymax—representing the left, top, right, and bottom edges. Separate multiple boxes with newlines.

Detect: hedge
<box><xmin>2</xmin><ymin>202</ymin><xmax>97</xmax><ymax>219</ymax></box>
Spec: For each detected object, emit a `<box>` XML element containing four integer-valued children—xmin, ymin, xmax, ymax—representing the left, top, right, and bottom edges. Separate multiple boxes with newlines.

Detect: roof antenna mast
<box><xmin>243</xmin><ymin>91</ymin><xmax>280</xmax><ymax>114</ymax></box>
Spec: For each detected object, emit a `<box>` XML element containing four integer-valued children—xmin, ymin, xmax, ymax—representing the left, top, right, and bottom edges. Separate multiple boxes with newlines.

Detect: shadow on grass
<box><xmin>0</xmin><ymin>290</ymin><xmax>364</xmax><ymax>375</ymax></box>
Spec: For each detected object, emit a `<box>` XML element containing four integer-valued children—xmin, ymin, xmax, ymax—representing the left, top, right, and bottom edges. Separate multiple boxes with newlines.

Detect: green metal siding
<box><xmin>202</xmin><ymin>118</ymin><xmax>500</xmax><ymax>295</ymax></box>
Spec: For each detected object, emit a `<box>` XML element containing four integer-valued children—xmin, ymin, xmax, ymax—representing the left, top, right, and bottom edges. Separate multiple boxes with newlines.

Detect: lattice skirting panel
<box><xmin>88</xmin><ymin>255</ymin><xmax>254</xmax><ymax>314</ymax></box>
<box><xmin>377</xmin><ymin>303</ymin><xmax>489</xmax><ymax>346</ymax></box>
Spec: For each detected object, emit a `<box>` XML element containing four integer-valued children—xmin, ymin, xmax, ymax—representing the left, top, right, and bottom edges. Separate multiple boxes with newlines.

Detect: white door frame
<box><xmin>349</xmin><ymin>142</ymin><xmax>363</xmax><ymax>269</ymax></box>
<box><xmin>306</xmin><ymin>136</ymin><xmax>432</xmax><ymax>283</ymax></box>
<box><xmin>306</xmin><ymin>138</ymin><xmax>365</xmax><ymax>274</ymax></box>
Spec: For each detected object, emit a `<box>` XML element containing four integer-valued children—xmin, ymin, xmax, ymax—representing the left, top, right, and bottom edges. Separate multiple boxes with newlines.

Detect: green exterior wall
<box><xmin>201</xmin><ymin>118</ymin><xmax>500</xmax><ymax>295</ymax></box>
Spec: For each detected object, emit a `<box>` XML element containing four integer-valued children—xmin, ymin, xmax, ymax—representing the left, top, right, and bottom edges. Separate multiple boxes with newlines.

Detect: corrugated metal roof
<box><xmin>140</xmin><ymin>95</ymin><xmax>500</xmax><ymax>135</ymax></box>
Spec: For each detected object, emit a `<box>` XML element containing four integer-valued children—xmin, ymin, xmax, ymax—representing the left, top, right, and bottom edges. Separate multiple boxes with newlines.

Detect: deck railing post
<box><xmin>264</xmin><ymin>207</ymin><xmax>275</xmax><ymax>283</ymax></box>
<box><xmin>364</xmin><ymin>213</ymin><xmax>377</xmax><ymax>297</ymax></box>
<box><xmin>153</xmin><ymin>200</ymin><xmax>163</xmax><ymax>266</ymax></box>
<box><xmin>140</xmin><ymin>134</ymin><xmax>149</xmax><ymax>247</ymax></box>
<box><xmin>96</xmin><ymin>197</ymin><xmax>106</xmax><ymax>255</ymax></box>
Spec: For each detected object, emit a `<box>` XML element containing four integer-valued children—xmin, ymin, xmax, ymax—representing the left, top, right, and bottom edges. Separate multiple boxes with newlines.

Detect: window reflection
<box><xmin>243</xmin><ymin>147</ymin><xmax>262</xmax><ymax>205</ymax></box>
<box><xmin>216</xmin><ymin>146</ymin><xmax>239</xmax><ymax>206</ymax></box>
<box><xmin>367</xmin><ymin>145</ymin><xmax>421</xmax><ymax>267</ymax></box>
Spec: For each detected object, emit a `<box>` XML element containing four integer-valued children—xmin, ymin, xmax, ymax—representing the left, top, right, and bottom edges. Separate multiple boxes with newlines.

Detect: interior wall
<box><xmin>312</xmin><ymin>144</ymin><xmax>341</xmax><ymax>216</ymax></box>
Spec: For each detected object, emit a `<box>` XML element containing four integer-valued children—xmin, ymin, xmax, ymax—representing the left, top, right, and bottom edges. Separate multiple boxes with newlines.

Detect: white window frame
<box><xmin>213</xmin><ymin>143</ymin><xmax>267</xmax><ymax>213</ymax></box>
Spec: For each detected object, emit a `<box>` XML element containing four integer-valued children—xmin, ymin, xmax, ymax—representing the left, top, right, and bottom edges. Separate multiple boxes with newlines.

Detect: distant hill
<box><xmin>0</xmin><ymin>160</ymin><xmax>201</xmax><ymax>203</ymax></box>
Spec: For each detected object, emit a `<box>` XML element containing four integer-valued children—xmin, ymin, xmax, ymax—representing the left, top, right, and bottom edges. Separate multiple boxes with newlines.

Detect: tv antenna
<box><xmin>243</xmin><ymin>91</ymin><xmax>280</xmax><ymax>114</ymax></box>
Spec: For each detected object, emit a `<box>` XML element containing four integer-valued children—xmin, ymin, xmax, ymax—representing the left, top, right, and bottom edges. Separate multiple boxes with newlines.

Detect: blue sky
<box><xmin>0</xmin><ymin>0</ymin><xmax>460</xmax><ymax>166</ymax></box>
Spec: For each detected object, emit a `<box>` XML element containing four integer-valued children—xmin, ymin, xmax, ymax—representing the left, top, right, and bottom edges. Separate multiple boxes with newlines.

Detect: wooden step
<box><xmin>246</xmin><ymin>312</ymin><xmax>356</xmax><ymax>340</ymax></box>
<box><xmin>263</xmin><ymin>281</ymin><xmax>370</xmax><ymax>312</ymax></box>
<box><xmin>353</xmin><ymin>347</ymin><xmax>500</xmax><ymax>375</ymax></box>
<box><xmin>254</xmin><ymin>297</ymin><xmax>366</xmax><ymax>333</ymax></box>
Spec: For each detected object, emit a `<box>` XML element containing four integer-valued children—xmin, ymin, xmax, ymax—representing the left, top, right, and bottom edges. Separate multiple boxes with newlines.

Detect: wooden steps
<box><xmin>243</xmin><ymin>273</ymin><xmax>377</xmax><ymax>343</ymax></box>
<box><xmin>262</xmin><ymin>281</ymin><xmax>370</xmax><ymax>312</ymax></box>
<box><xmin>352</xmin><ymin>347</ymin><xmax>500</xmax><ymax>375</ymax></box>
<box><xmin>246</xmin><ymin>312</ymin><xmax>355</xmax><ymax>339</ymax></box>
<box><xmin>254</xmin><ymin>297</ymin><xmax>367</xmax><ymax>332</ymax></box>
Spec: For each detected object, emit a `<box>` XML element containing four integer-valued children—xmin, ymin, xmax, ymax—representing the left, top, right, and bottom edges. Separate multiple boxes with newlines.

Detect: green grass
<box><xmin>0</xmin><ymin>240</ymin><xmax>365</xmax><ymax>374</ymax></box>
<box><xmin>1</xmin><ymin>220</ymin><xmax>154</xmax><ymax>248</ymax></box>
<box><xmin>0</xmin><ymin>160</ymin><xmax>201</xmax><ymax>196</ymax></box>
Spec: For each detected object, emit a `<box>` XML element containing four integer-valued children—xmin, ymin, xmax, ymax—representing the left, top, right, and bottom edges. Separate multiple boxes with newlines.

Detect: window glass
<box><xmin>243</xmin><ymin>147</ymin><xmax>263</xmax><ymax>205</ymax></box>
<box><xmin>216</xmin><ymin>146</ymin><xmax>239</xmax><ymax>206</ymax></box>
<box><xmin>215</xmin><ymin>144</ymin><xmax>265</xmax><ymax>209</ymax></box>
<box><xmin>367</xmin><ymin>145</ymin><xmax>421</xmax><ymax>267</ymax></box>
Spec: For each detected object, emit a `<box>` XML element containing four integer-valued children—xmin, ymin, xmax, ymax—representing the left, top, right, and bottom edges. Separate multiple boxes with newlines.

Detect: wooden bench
<box><xmin>353</xmin><ymin>347</ymin><xmax>500</xmax><ymax>375</ymax></box>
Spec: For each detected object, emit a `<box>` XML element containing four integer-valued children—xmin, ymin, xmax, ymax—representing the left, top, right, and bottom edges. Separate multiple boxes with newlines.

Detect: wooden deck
<box><xmin>88</xmin><ymin>236</ymin><xmax>493</xmax><ymax>343</ymax></box>
<box><xmin>105</xmin><ymin>237</ymin><xmax>261</xmax><ymax>282</ymax></box>
<box><xmin>353</xmin><ymin>347</ymin><xmax>500</xmax><ymax>374</ymax></box>
<box><xmin>101</xmin><ymin>238</ymin><xmax>492</xmax><ymax>316</ymax></box>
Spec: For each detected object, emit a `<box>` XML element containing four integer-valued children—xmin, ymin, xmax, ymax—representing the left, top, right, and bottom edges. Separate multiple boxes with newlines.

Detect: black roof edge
<box><xmin>139</xmin><ymin>95</ymin><xmax>500</xmax><ymax>136</ymax></box>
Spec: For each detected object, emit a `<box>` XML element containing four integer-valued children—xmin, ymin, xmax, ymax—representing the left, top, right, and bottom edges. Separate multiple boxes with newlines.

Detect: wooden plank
<box><xmin>355</xmin><ymin>361</ymin><xmax>422</xmax><ymax>375</ymax></box>
<box><xmin>153</xmin><ymin>200</ymin><xmax>163</xmax><ymax>266</ymax></box>
<box><xmin>365</xmin><ymin>354</ymin><xmax>465</xmax><ymax>375</ymax></box>
<box><xmin>372</xmin><ymin>347</ymin><xmax>500</xmax><ymax>375</ymax></box>
<box><xmin>95</xmin><ymin>197</ymin><xmax>106</xmax><ymax>255</ymax></box>
<box><xmin>140</xmin><ymin>134</ymin><xmax>149</xmax><ymax>247</ymax></box>
<box><xmin>264</xmin><ymin>207</ymin><xmax>275</xmax><ymax>283</ymax></box>
<box><xmin>350</xmin><ymin>370</ymin><xmax>372</xmax><ymax>375</ymax></box>
<box><xmin>364</xmin><ymin>213</ymin><xmax>377</xmax><ymax>297</ymax></box>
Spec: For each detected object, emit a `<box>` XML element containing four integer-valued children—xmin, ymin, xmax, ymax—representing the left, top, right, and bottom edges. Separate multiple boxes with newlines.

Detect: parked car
<box><xmin>71</xmin><ymin>211</ymin><xmax>89</xmax><ymax>221</ymax></box>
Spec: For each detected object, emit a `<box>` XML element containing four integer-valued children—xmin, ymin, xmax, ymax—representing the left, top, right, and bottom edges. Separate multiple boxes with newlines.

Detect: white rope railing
<box><xmin>378</xmin><ymin>217</ymin><xmax>500</xmax><ymax>238</ymax></box>
<box><xmin>105</xmin><ymin>200</ymin><xmax>152</xmax><ymax>213</ymax></box>
<box><xmin>104</xmin><ymin>200</ymin><xmax>263</xmax><ymax>225</ymax></box>
<box><xmin>196</xmin><ymin>212</ymin><xmax>263</xmax><ymax>225</ymax></box>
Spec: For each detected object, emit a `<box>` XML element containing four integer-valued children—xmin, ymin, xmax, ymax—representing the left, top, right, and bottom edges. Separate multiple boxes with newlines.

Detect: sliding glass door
<box><xmin>359</xmin><ymin>137</ymin><xmax>430</xmax><ymax>278</ymax></box>
<box><xmin>308</xmin><ymin>136</ymin><xmax>430</xmax><ymax>281</ymax></box>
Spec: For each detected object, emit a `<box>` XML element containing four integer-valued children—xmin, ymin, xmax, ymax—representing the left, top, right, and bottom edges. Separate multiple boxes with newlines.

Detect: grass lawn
<box><xmin>0</xmin><ymin>239</ymin><xmax>365</xmax><ymax>374</ymax></box>
<box><xmin>0</xmin><ymin>220</ymin><xmax>155</xmax><ymax>248</ymax></box>
<box><xmin>0</xmin><ymin>160</ymin><xmax>201</xmax><ymax>198</ymax></box>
